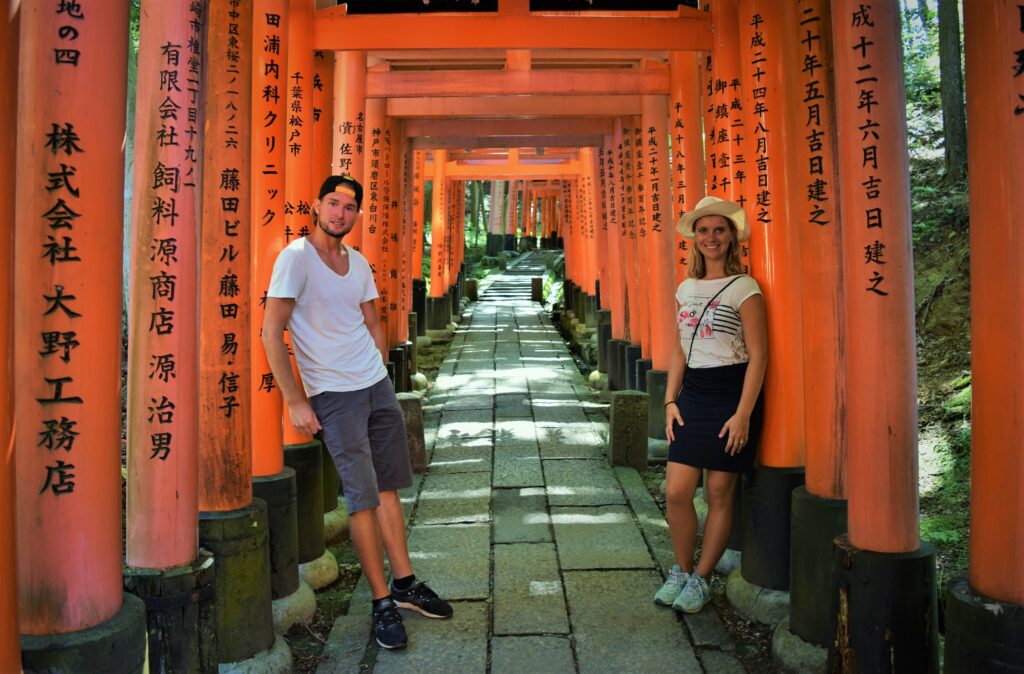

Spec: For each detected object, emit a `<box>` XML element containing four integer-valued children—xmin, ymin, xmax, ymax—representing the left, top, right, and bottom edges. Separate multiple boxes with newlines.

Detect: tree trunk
<box><xmin>471</xmin><ymin>181</ymin><xmax>481</xmax><ymax>246</ymax></box>
<box><xmin>938</xmin><ymin>0</ymin><xmax>966</xmax><ymax>183</ymax></box>
<box><xmin>917</xmin><ymin>0</ymin><xmax>932</xmax><ymax>32</ymax></box>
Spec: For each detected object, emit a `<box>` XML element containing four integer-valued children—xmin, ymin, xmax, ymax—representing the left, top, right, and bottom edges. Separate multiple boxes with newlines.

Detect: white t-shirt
<box><xmin>676</xmin><ymin>274</ymin><xmax>762</xmax><ymax>368</ymax></box>
<box><xmin>267</xmin><ymin>238</ymin><xmax>388</xmax><ymax>396</ymax></box>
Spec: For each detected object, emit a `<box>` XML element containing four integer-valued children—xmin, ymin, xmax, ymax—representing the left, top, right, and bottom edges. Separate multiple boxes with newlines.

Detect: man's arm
<box><xmin>262</xmin><ymin>297</ymin><xmax>322</xmax><ymax>436</ymax></box>
<box><xmin>361</xmin><ymin>299</ymin><xmax>388</xmax><ymax>365</ymax></box>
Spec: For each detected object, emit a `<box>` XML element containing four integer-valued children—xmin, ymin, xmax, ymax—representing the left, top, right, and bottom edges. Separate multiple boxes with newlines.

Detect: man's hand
<box><xmin>288</xmin><ymin>400</ymin><xmax>322</xmax><ymax>437</ymax></box>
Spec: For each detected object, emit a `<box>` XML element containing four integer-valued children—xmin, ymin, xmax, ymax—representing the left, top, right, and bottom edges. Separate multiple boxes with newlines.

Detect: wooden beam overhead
<box><xmin>367</xmin><ymin>68</ymin><xmax>670</xmax><ymax>98</ymax></box>
<box><xmin>411</xmin><ymin>135</ymin><xmax>605</xmax><ymax>150</ymax></box>
<box><xmin>314</xmin><ymin>6</ymin><xmax>712</xmax><ymax>51</ymax></box>
<box><xmin>387</xmin><ymin>95</ymin><xmax>641</xmax><ymax>118</ymax></box>
<box><xmin>404</xmin><ymin>117</ymin><xmax>613</xmax><ymax>138</ymax></box>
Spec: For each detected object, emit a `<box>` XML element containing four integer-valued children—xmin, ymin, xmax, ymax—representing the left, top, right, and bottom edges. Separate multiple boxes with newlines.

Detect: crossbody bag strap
<box><xmin>685</xmin><ymin>276</ymin><xmax>742</xmax><ymax>364</ymax></box>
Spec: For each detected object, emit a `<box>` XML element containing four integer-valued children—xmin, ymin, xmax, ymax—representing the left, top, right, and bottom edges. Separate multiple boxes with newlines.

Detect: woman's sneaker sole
<box><xmin>394</xmin><ymin>600</ymin><xmax>450</xmax><ymax>619</ymax></box>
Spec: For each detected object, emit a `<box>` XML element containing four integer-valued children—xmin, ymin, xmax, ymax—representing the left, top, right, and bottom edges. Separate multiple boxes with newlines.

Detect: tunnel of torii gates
<box><xmin>0</xmin><ymin>0</ymin><xmax>1022</xmax><ymax>672</ymax></box>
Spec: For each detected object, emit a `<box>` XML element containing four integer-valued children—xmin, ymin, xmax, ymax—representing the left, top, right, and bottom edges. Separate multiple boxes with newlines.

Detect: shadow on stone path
<box><xmin>317</xmin><ymin>252</ymin><xmax>745</xmax><ymax>673</ymax></box>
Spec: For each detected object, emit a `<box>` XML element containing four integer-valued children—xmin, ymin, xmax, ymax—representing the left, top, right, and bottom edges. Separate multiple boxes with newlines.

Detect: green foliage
<box><xmin>901</xmin><ymin>3</ymin><xmax>970</xmax><ymax>239</ymax></box>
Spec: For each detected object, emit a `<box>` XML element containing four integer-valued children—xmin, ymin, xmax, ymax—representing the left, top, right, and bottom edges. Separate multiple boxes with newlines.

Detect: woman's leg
<box><xmin>695</xmin><ymin>470</ymin><xmax>740</xmax><ymax>578</ymax></box>
<box><xmin>665</xmin><ymin>462</ymin><xmax>702</xmax><ymax>572</ymax></box>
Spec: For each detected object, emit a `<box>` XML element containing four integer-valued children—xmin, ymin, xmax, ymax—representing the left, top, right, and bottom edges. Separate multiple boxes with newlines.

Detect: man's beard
<box><xmin>316</xmin><ymin>215</ymin><xmax>347</xmax><ymax>239</ymax></box>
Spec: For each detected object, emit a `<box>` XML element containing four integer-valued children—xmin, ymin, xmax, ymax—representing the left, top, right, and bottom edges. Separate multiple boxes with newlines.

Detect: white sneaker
<box><xmin>673</xmin><ymin>573</ymin><xmax>710</xmax><ymax>613</ymax></box>
<box><xmin>654</xmin><ymin>564</ymin><xmax>689</xmax><ymax>606</ymax></box>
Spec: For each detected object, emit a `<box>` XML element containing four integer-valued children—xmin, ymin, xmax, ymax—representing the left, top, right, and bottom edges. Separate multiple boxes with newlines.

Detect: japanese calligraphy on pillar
<box><xmin>634</xmin><ymin>123</ymin><xmax>647</xmax><ymax>239</ymax></box>
<box><xmin>796</xmin><ymin>1</ymin><xmax>835</xmax><ymax>227</ymax></box>
<box><xmin>1015</xmin><ymin>6</ymin><xmax>1024</xmax><ymax>117</ymax></box>
<box><xmin>622</xmin><ymin>125</ymin><xmax>635</xmax><ymax>241</ymax></box>
<box><xmin>746</xmin><ymin>11</ymin><xmax>772</xmax><ymax>228</ymax></box>
<box><xmin>646</xmin><ymin>125</ymin><xmax>663</xmax><ymax>235</ymax></box>
<box><xmin>131</xmin><ymin>3</ymin><xmax>204</xmax><ymax>468</ymax></box>
<box><xmin>336</xmin><ymin>114</ymin><xmax>364</xmax><ymax>176</ymax></box>
<box><xmin>848</xmin><ymin>4</ymin><xmax>889</xmax><ymax>297</ymax></box>
<box><xmin>32</xmin><ymin>1</ymin><xmax>94</xmax><ymax>496</ymax></box>
<box><xmin>283</xmin><ymin>62</ymin><xmax>311</xmax><ymax>243</ymax></box>
<box><xmin>198</xmin><ymin>0</ymin><xmax>252</xmax><ymax>510</ymax></box>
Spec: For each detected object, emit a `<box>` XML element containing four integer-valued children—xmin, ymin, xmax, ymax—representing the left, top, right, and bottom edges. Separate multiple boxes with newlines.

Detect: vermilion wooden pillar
<box><xmin>604</xmin><ymin>126</ymin><xmax>627</xmax><ymax>342</ymax></box>
<box><xmin>333</xmin><ymin>50</ymin><xmax>365</xmax><ymax>250</ymax></box>
<box><xmin>632</xmin><ymin>118</ymin><xmax>652</xmax><ymax>358</ymax></box>
<box><xmin>963</xmin><ymin>0</ymin><xmax>1024</xmax><ymax>608</ymax></box>
<box><xmin>281</xmin><ymin>0</ymin><xmax>314</xmax><ymax>447</ymax></box>
<box><xmin>250</xmin><ymin>0</ymin><xmax>288</xmax><ymax>477</ymax></box>
<box><xmin>15</xmin><ymin>0</ymin><xmax>140</xmax><ymax>658</ymax></box>
<box><xmin>707</xmin><ymin>0</ymin><xmax>747</xmax><ymax>207</ymax></box>
<box><xmin>642</xmin><ymin>95</ymin><xmax>675</xmax><ymax>372</ymax></box>
<box><xmin>363</xmin><ymin>96</ymin><xmax>387</xmax><ymax>329</ymax></box>
<box><xmin>830</xmin><ymin>3</ymin><xmax>937</xmax><ymax>668</ymax></box>
<box><xmin>312</xmin><ymin>49</ymin><xmax>334</xmax><ymax>182</ymax></box>
<box><xmin>0</xmin><ymin>2</ymin><xmax>17</xmax><ymax>664</ymax></box>
<box><xmin>382</xmin><ymin>116</ymin><xmax>401</xmax><ymax>347</ymax></box>
<box><xmin>580</xmin><ymin>148</ymin><xmax>599</xmax><ymax>298</ymax></box>
<box><xmin>199</xmin><ymin>0</ymin><xmax>254</xmax><ymax>511</ymax></box>
<box><xmin>126</xmin><ymin>0</ymin><xmax>202</xmax><ymax>570</ymax></box>
<box><xmin>739</xmin><ymin>0</ymin><xmax>804</xmax><ymax>469</ymax></box>
<box><xmin>669</xmin><ymin>50</ymin><xmax>705</xmax><ymax>286</ymax></box>
<box><xmin>621</xmin><ymin>123</ymin><xmax>642</xmax><ymax>349</ymax></box>
<box><xmin>412</xmin><ymin>150</ymin><xmax>426</xmax><ymax>280</ymax></box>
<box><xmin>784</xmin><ymin>0</ymin><xmax>845</xmax><ymax>499</ymax></box>
<box><xmin>834</xmin><ymin>0</ymin><xmax>918</xmax><ymax>554</ymax></box>
<box><xmin>429</xmin><ymin>150</ymin><xmax>448</xmax><ymax>299</ymax></box>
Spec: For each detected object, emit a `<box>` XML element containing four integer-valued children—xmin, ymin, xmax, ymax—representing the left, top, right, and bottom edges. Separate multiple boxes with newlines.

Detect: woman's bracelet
<box><xmin>664</xmin><ymin>401</ymin><xmax>677</xmax><ymax>408</ymax></box>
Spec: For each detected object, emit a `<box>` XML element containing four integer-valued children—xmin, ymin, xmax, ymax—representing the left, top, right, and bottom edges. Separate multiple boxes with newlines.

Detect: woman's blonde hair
<box><xmin>687</xmin><ymin>216</ymin><xmax>745</xmax><ymax>279</ymax></box>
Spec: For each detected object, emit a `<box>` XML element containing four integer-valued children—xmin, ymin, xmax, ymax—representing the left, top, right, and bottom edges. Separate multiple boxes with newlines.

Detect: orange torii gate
<box><xmin>3</xmin><ymin>2</ymin><xmax>1019</xmax><ymax>672</ymax></box>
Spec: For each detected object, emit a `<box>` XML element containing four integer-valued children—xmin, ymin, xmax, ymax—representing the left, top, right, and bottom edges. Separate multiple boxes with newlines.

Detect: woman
<box><xmin>654</xmin><ymin>196</ymin><xmax>767</xmax><ymax>614</ymax></box>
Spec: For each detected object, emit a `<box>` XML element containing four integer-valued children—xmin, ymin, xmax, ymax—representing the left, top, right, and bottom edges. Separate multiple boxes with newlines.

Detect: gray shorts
<box><xmin>309</xmin><ymin>377</ymin><xmax>412</xmax><ymax>514</ymax></box>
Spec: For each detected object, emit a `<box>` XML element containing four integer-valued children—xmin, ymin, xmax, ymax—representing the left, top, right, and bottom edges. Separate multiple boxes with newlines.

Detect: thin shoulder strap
<box><xmin>686</xmin><ymin>276</ymin><xmax>742</xmax><ymax>364</ymax></box>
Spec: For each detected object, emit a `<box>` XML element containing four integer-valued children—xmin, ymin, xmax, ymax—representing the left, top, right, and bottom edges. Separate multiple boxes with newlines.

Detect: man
<box><xmin>262</xmin><ymin>175</ymin><xmax>452</xmax><ymax>650</ymax></box>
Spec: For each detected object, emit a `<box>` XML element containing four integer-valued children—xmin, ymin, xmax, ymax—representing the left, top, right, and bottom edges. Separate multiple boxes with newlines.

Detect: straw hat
<box><xmin>676</xmin><ymin>196</ymin><xmax>749</xmax><ymax>242</ymax></box>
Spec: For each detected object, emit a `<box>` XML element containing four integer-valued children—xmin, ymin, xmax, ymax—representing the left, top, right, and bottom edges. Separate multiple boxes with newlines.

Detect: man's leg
<box><xmin>376</xmin><ymin>490</ymin><xmax>412</xmax><ymax>580</ymax></box>
<box><xmin>348</xmin><ymin>506</ymin><xmax>390</xmax><ymax>599</ymax></box>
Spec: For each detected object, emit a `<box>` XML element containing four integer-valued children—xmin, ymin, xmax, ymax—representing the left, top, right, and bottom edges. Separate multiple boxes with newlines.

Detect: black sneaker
<box><xmin>372</xmin><ymin>597</ymin><xmax>407</xmax><ymax>650</ymax></box>
<box><xmin>392</xmin><ymin>580</ymin><xmax>454</xmax><ymax>619</ymax></box>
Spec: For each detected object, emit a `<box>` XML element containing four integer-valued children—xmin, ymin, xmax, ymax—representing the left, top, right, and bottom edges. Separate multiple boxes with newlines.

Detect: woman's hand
<box><xmin>719</xmin><ymin>412</ymin><xmax>750</xmax><ymax>455</ymax></box>
<box><xmin>665</xmin><ymin>402</ymin><xmax>684</xmax><ymax>442</ymax></box>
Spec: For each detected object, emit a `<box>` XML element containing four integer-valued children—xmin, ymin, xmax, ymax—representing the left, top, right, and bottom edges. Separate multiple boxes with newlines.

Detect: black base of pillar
<box><xmin>624</xmin><ymin>344</ymin><xmax>643</xmax><ymax>390</ymax></box>
<box><xmin>576</xmin><ymin>290</ymin><xmax>588</xmax><ymax>326</ymax></box>
<box><xmin>727</xmin><ymin>478</ymin><xmax>744</xmax><ymax>551</ymax></box>
<box><xmin>636</xmin><ymin>358</ymin><xmax>653</xmax><ymax>393</ymax></box>
<box><xmin>450</xmin><ymin>284</ymin><xmax>461</xmax><ymax>319</ymax></box>
<box><xmin>412</xmin><ymin>279</ymin><xmax>427</xmax><ymax>336</ymax></box>
<box><xmin>252</xmin><ymin>468</ymin><xmax>300</xmax><ymax>600</ymax></box>
<box><xmin>400</xmin><ymin>340</ymin><xmax>415</xmax><ymax>386</ymax></box>
<box><xmin>789</xmin><ymin>487</ymin><xmax>848</xmax><ymax>647</ymax></box>
<box><xmin>531</xmin><ymin>277</ymin><xmax>544</xmax><ymax>302</ymax></box>
<box><xmin>426</xmin><ymin>296</ymin><xmax>449</xmax><ymax>330</ymax></box>
<box><xmin>828</xmin><ymin>535</ymin><xmax>939</xmax><ymax>673</ymax></box>
<box><xmin>646</xmin><ymin>369</ymin><xmax>668</xmax><ymax>438</ymax></box>
<box><xmin>486</xmin><ymin>233</ymin><xmax>504</xmax><ymax>256</ymax></box>
<box><xmin>198</xmin><ymin>500</ymin><xmax>275</xmax><ymax>664</ymax></box>
<box><xmin>608</xmin><ymin>339</ymin><xmax>627</xmax><ymax>390</ymax></box>
<box><xmin>945</xmin><ymin>578</ymin><xmax>1024</xmax><ymax>672</ymax></box>
<box><xmin>740</xmin><ymin>466</ymin><xmax>805</xmax><ymax>590</ymax></box>
<box><xmin>504</xmin><ymin>233</ymin><xmax>516</xmax><ymax>251</ymax></box>
<box><xmin>556</xmin><ymin>236</ymin><xmax>564</xmax><ymax>249</ymax></box>
<box><xmin>21</xmin><ymin>593</ymin><xmax>148</xmax><ymax>674</ymax></box>
<box><xmin>388</xmin><ymin>347</ymin><xmax>407</xmax><ymax>393</ymax></box>
<box><xmin>584</xmin><ymin>295</ymin><xmax>598</xmax><ymax>329</ymax></box>
<box><xmin>597</xmin><ymin>314</ymin><xmax>612</xmax><ymax>372</ymax></box>
<box><xmin>284</xmin><ymin>442</ymin><xmax>326</xmax><ymax>565</ymax></box>
<box><xmin>124</xmin><ymin>553</ymin><xmax>217</xmax><ymax>674</ymax></box>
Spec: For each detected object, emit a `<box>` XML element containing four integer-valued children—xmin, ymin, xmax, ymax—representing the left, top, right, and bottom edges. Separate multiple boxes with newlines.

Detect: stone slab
<box><xmin>405</xmin><ymin>524</ymin><xmax>490</xmax><ymax>600</ymax></box>
<box><xmin>374</xmin><ymin>602</ymin><xmax>487</xmax><ymax>673</ymax></box>
<box><xmin>552</xmin><ymin>505</ymin><xmax>654</xmax><ymax>570</ymax></box>
<box><xmin>697</xmin><ymin>649</ymin><xmax>747</xmax><ymax>674</ymax></box>
<box><xmin>414</xmin><ymin>472</ymin><xmax>491</xmax><ymax>526</ymax></box>
<box><xmin>490</xmin><ymin>636</ymin><xmax>575</xmax><ymax>674</ymax></box>
<box><xmin>494</xmin><ymin>419</ymin><xmax>538</xmax><ymax>444</ymax></box>
<box><xmin>683</xmin><ymin>608</ymin><xmax>736</xmax><ymax>651</ymax></box>
<box><xmin>428</xmin><ymin>444</ymin><xmax>493</xmax><ymax>475</ymax></box>
<box><xmin>317</xmin><ymin>577</ymin><xmax>372</xmax><ymax>674</ymax></box>
<box><xmin>493</xmin><ymin>488</ymin><xmax>551</xmax><ymax>544</ymax></box>
<box><xmin>615</xmin><ymin>467</ymin><xmax>675</xmax><ymax>574</ymax></box>
<box><xmin>564</xmin><ymin>570</ymin><xmax>700</xmax><ymax>673</ymax></box>
<box><xmin>537</xmin><ymin>426</ymin><xmax>607</xmax><ymax>460</ymax></box>
<box><xmin>543</xmin><ymin>460</ymin><xmax>626</xmax><ymax>507</ymax></box>
<box><xmin>493</xmin><ymin>447</ymin><xmax>544</xmax><ymax>488</ymax></box>
<box><xmin>494</xmin><ymin>543</ymin><xmax>569</xmax><ymax>635</ymax></box>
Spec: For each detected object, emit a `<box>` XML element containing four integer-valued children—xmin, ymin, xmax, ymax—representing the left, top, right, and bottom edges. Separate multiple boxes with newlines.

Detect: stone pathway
<box><xmin>317</xmin><ymin>253</ymin><xmax>745</xmax><ymax>673</ymax></box>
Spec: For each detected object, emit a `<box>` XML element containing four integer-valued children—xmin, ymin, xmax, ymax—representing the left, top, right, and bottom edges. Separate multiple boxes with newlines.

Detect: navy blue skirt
<box><xmin>667</xmin><ymin>362</ymin><xmax>763</xmax><ymax>473</ymax></box>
